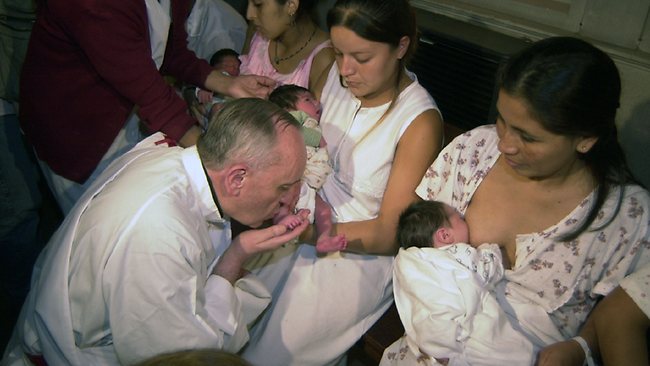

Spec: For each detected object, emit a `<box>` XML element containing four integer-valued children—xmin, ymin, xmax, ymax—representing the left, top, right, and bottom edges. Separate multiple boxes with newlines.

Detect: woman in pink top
<box><xmin>241</xmin><ymin>0</ymin><xmax>335</xmax><ymax>89</ymax></box>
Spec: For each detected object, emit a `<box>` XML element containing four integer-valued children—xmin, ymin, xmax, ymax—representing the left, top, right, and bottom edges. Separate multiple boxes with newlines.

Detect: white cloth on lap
<box><xmin>382</xmin><ymin>246</ymin><xmax>535</xmax><ymax>366</ymax></box>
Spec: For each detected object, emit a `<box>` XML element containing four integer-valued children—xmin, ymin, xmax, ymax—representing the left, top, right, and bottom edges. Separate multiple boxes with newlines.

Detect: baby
<box><xmin>397</xmin><ymin>200</ymin><xmax>503</xmax><ymax>283</ymax></box>
<box><xmin>209</xmin><ymin>48</ymin><xmax>241</xmax><ymax>77</ymax></box>
<box><xmin>269</xmin><ymin>84</ymin><xmax>347</xmax><ymax>253</ymax></box>
<box><xmin>381</xmin><ymin>200</ymin><xmax>534</xmax><ymax>365</ymax></box>
<box><xmin>195</xmin><ymin>48</ymin><xmax>241</xmax><ymax>127</ymax></box>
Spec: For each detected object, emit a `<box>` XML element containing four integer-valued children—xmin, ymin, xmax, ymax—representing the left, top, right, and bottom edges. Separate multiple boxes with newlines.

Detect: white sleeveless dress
<box><xmin>242</xmin><ymin>64</ymin><xmax>439</xmax><ymax>365</ymax></box>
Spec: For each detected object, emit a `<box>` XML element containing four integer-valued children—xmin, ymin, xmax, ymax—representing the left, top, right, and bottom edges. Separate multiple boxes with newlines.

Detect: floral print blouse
<box><xmin>416</xmin><ymin>125</ymin><xmax>650</xmax><ymax>342</ymax></box>
<box><xmin>621</xmin><ymin>264</ymin><xmax>650</xmax><ymax>317</ymax></box>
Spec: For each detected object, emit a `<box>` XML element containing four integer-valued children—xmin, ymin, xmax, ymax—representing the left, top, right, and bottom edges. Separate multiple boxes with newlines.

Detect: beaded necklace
<box><xmin>274</xmin><ymin>26</ymin><xmax>317</xmax><ymax>65</ymax></box>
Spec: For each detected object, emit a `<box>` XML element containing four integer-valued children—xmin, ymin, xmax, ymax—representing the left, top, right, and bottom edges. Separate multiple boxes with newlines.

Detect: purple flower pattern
<box><xmin>415</xmin><ymin>125</ymin><xmax>650</xmax><ymax>339</ymax></box>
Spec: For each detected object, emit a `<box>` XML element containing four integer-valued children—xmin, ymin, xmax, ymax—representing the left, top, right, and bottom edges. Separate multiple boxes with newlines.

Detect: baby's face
<box><xmin>443</xmin><ymin>204</ymin><xmax>469</xmax><ymax>243</ymax></box>
<box><xmin>294</xmin><ymin>91</ymin><xmax>321</xmax><ymax>120</ymax></box>
<box><xmin>215</xmin><ymin>55</ymin><xmax>241</xmax><ymax>76</ymax></box>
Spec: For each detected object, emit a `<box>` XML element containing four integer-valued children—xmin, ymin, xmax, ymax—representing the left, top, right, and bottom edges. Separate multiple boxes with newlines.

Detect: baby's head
<box><xmin>269</xmin><ymin>84</ymin><xmax>321</xmax><ymax>120</ymax></box>
<box><xmin>397</xmin><ymin>200</ymin><xmax>469</xmax><ymax>249</ymax></box>
<box><xmin>210</xmin><ymin>48</ymin><xmax>241</xmax><ymax>76</ymax></box>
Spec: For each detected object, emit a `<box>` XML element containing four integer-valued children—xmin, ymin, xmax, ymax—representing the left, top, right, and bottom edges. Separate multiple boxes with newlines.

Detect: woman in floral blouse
<box><xmin>414</xmin><ymin>36</ymin><xmax>649</xmax><ymax>365</ymax></box>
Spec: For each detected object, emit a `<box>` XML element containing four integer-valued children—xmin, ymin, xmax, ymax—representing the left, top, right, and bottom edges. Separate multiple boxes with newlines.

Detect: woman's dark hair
<box><xmin>497</xmin><ymin>36</ymin><xmax>636</xmax><ymax>240</ymax></box>
<box><xmin>326</xmin><ymin>0</ymin><xmax>418</xmax><ymax>140</ymax></box>
<box><xmin>275</xmin><ymin>0</ymin><xmax>318</xmax><ymax>23</ymax></box>
<box><xmin>397</xmin><ymin>200</ymin><xmax>450</xmax><ymax>248</ymax></box>
<box><xmin>326</xmin><ymin>0</ymin><xmax>418</xmax><ymax>66</ymax></box>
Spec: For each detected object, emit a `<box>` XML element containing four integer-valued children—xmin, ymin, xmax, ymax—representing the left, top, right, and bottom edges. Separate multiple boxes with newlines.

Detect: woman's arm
<box><xmin>594</xmin><ymin>286</ymin><xmax>649</xmax><ymax>365</ymax></box>
<box><xmin>333</xmin><ymin>109</ymin><xmax>443</xmax><ymax>255</ymax></box>
<box><xmin>203</xmin><ymin>70</ymin><xmax>275</xmax><ymax>99</ymax></box>
<box><xmin>535</xmin><ymin>321</ymin><xmax>596</xmax><ymax>366</ymax></box>
<box><xmin>536</xmin><ymin>285</ymin><xmax>649</xmax><ymax>366</ymax></box>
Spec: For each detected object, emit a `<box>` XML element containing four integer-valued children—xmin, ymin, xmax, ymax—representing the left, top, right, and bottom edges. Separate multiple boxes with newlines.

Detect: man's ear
<box><xmin>225</xmin><ymin>164</ymin><xmax>247</xmax><ymax>196</ymax></box>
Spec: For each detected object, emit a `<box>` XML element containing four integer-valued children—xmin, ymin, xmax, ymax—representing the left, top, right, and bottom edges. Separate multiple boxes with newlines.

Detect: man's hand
<box><xmin>213</xmin><ymin>211</ymin><xmax>309</xmax><ymax>284</ymax></box>
<box><xmin>235</xmin><ymin>209</ymin><xmax>310</xmax><ymax>255</ymax></box>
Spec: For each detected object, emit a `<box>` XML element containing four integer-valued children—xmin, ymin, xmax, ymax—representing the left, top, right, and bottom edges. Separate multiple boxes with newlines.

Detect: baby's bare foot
<box><xmin>315</xmin><ymin>234</ymin><xmax>347</xmax><ymax>253</ymax></box>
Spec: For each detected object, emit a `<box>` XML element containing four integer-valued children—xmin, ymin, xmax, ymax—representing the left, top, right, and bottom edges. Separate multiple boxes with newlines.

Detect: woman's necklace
<box><xmin>274</xmin><ymin>26</ymin><xmax>317</xmax><ymax>65</ymax></box>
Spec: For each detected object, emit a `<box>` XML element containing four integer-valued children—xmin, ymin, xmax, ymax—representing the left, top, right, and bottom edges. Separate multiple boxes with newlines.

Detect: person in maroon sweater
<box><xmin>19</xmin><ymin>0</ymin><xmax>275</xmax><ymax>214</ymax></box>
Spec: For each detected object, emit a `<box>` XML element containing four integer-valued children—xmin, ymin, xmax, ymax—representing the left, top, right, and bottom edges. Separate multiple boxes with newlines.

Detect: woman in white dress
<box><xmin>241</xmin><ymin>0</ymin><xmax>444</xmax><ymax>364</ymax></box>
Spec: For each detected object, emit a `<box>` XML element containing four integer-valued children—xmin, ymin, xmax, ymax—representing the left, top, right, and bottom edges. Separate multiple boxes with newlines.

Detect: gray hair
<box><xmin>197</xmin><ymin>98</ymin><xmax>300</xmax><ymax>170</ymax></box>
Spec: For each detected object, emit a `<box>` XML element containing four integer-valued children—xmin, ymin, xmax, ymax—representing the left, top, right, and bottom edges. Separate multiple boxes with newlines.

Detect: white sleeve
<box><xmin>105</xmin><ymin>218</ymin><xmax>269</xmax><ymax>364</ymax></box>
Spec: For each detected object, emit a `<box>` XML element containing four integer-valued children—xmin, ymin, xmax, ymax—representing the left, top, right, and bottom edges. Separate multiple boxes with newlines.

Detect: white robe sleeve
<box><xmin>104</xmin><ymin>213</ymin><xmax>270</xmax><ymax>364</ymax></box>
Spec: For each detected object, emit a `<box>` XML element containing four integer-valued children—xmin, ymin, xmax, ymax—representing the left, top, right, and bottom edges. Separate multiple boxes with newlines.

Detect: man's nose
<box><xmin>280</xmin><ymin>183</ymin><xmax>301</xmax><ymax>210</ymax></box>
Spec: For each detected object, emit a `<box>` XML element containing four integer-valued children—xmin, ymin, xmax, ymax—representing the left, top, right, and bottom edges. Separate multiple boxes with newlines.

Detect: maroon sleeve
<box><xmin>54</xmin><ymin>0</ymin><xmax>210</xmax><ymax>142</ymax></box>
<box><xmin>160</xmin><ymin>0</ymin><xmax>213</xmax><ymax>87</ymax></box>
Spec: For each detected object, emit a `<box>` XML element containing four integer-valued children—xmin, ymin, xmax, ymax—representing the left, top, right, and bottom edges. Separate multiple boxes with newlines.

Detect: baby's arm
<box><xmin>314</xmin><ymin>194</ymin><xmax>347</xmax><ymax>253</ymax></box>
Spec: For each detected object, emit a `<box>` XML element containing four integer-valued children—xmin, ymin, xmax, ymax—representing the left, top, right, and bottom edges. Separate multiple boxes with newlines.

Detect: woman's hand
<box><xmin>228</xmin><ymin>74</ymin><xmax>276</xmax><ymax>99</ymax></box>
<box><xmin>536</xmin><ymin>339</ymin><xmax>585</xmax><ymax>366</ymax></box>
<box><xmin>204</xmin><ymin>70</ymin><xmax>276</xmax><ymax>99</ymax></box>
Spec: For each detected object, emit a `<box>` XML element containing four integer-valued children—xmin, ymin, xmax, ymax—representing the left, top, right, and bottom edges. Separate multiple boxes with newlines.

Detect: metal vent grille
<box><xmin>407</xmin><ymin>3</ymin><xmax>537</xmax><ymax>132</ymax></box>
<box><xmin>410</xmin><ymin>31</ymin><xmax>509</xmax><ymax>131</ymax></box>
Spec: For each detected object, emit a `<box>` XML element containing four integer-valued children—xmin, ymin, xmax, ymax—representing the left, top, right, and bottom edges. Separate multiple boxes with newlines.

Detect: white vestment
<box><xmin>3</xmin><ymin>133</ymin><xmax>271</xmax><ymax>365</ymax></box>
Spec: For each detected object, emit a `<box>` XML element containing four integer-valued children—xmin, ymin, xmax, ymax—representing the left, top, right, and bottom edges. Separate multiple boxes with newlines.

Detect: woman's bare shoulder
<box><xmin>309</xmin><ymin>46</ymin><xmax>335</xmax><ymax>90</ymax></box>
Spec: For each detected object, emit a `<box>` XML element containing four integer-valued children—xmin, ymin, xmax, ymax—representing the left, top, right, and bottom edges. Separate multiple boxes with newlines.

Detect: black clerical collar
<box><xmin>200</xmin><ymin>162</ymin><xmax>224</xmax><ymax>218</ymax></box>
